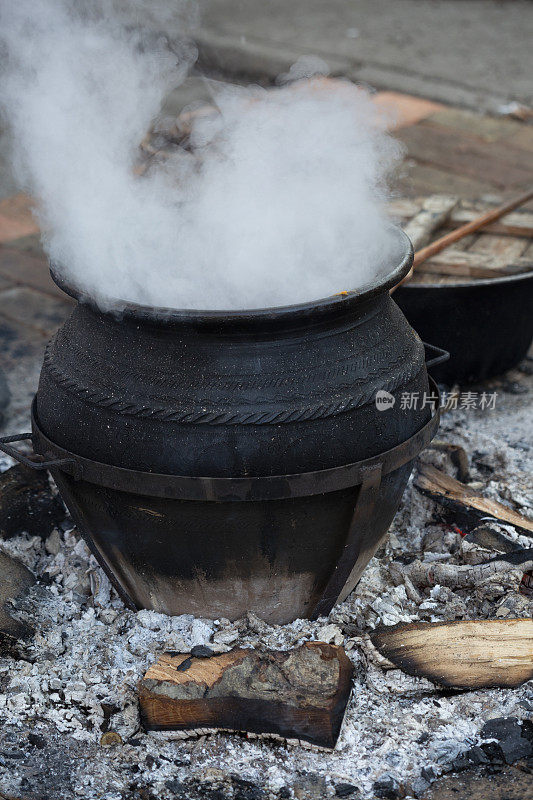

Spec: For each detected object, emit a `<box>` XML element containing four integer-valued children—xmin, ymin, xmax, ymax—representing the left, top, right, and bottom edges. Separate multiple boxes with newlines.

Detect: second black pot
<box><xmin>395</xmin><ymin>270</ymin><xmax>533</xmax><ymax>384</ymax></box>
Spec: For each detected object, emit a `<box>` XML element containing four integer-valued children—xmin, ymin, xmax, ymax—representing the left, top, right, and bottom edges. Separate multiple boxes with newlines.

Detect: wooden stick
<box><xmin>393</xmin><ymin>187</ymin><xmax>533</xmax><ymax>291</ymax></box>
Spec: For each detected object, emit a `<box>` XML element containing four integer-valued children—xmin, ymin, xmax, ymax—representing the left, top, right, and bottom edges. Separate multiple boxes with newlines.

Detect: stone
<box><xmin>0</xmin><ymin>550</ymin><xmax>35</xmax><ymax>654</ymax></box>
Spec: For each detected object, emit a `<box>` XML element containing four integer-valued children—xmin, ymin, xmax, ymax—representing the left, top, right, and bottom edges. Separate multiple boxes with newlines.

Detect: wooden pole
<box><xmin>392</xmin><ymin>187</ymin><xmax>533</xmax><ymax>291</ymax></box>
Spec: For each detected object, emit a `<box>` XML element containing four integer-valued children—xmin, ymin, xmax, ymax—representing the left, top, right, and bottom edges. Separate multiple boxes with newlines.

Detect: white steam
<box><xmin>0</xmin><ymin>0</ymin><xmax>403</xmax><ymax>311</ymax></box>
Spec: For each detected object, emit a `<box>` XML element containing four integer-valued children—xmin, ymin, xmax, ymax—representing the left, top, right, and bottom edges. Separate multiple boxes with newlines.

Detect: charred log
<box><xmin>139</xmin><ymin>642</ymin><xmax>354</xmax><ymax>749</ymax></box>
<box><xmin>369</xmin><ymin>619</ymin><xmax>533</xmax><ymax>689</ymax></box>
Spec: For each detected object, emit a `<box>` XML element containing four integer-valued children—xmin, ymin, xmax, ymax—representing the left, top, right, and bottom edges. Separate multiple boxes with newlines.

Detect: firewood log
<box><xmin>370</xmin><ymin>619</ymin><xmax>533</xmax><ymax>689</ymax></box>
<box><xmin>139</xmin><ymin>642</ymin><xmax>353</xmax><ymax>749</ymax></box>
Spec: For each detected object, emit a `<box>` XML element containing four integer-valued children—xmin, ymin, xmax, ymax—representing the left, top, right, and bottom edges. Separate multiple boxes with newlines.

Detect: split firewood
<box><xmin>468</xmin><ymin>231</ymin><xmax>529</xmax><ymax>262</ymax></box>
<box><xmin>402</xmin><ymin>195</ymin><xmax>459</xmax><ymax>250</ymax></box>
<box><xmin>369</xmin><ymin>619</ymin><xmax>533</xmax><ymax>689</ymax></box>
<box><xmin>0</xmin><ymin>550</ymin><xmax>35</xmax><ymax>655</ymax></box>
<box><xmin>415</xmin><ymin>463</ymin><xmax>533</xmax><ymax>535</ymax></box>
<box><xmin>388</xmin><ymin>550</ymin><xmax>533</xmax><ymax>590</ymax></box>
<box><xmin>139</xmin><ymin>642</ymin><xmax>354</xmax><ymax>749</ymax></box>
<box><xmin>390</xmin><ymin>195</ymin><xmax>458</xmax><ymax>292</ymax></box>
<box><xmin>389</xmin><ymin>196</ymin><xmax>533</xmax><ymax>238</ymax></box>
<box><xmin>392</xmin><ymin>188</ymin><xmax>533</xmax><ymax>290</ymax></box>
<box><xmin>0</xmin><ymin>464</ymin><xmax>66</xmax><ymax>539</ymax></box>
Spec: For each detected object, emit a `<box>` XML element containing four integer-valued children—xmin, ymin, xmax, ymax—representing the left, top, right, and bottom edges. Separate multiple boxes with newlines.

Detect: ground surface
<box><xmin>189</xmin><ymin>0</ymin><xmax>533</xmax><ymax>112</ymax></box>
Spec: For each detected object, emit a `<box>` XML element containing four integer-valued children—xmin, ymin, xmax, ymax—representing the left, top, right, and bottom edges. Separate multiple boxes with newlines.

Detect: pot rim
<box><xmin>50</xmin><ymin>226</ymin><xmax>413</xmax><ymax>326</ymax></box>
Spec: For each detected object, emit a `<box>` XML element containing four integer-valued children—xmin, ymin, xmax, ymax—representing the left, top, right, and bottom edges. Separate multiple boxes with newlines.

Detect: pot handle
<box><xmin>0</xmin><ymin>432</ymin><xmax>76</xmax><ymax>473</ymax></box>
<box><xmin>423</xmin><ymin>341</ymin><xmax>450</xmax><ymax>369</ymax></box>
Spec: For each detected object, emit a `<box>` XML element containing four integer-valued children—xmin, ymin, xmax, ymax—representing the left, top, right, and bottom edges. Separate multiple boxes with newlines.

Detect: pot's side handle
<box><xmin>423</xmin><ymin>342</ymin><xmax>450</xmax><ymax>369</ymax></box>
<box><xmin>0</xmin><ymin>433</ymin><xmax>75</xmax><ymax>472</ymax></box>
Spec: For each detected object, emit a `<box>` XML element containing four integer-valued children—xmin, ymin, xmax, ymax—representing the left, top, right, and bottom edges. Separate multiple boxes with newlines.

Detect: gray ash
<box><xmin>0</xmin><ymin>370</ymin><xmax>531</xmax><ymax>799</ymax></box>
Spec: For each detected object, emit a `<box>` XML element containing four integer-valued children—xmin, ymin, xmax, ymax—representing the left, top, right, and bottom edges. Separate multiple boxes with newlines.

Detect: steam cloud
<box><xmin>0</xmin><ymin>0</ymin><xmax>403</xmax><ymax>311</ymax></box>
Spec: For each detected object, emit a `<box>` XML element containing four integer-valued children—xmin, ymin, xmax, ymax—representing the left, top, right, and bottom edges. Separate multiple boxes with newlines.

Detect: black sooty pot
<box><xmin>394</xmin><ymin>270</ymin><xmax>533</xmax><ymax>385</ymax></box>
<box><xmin>28</xmin><ymin>228</ymin><xmax>438</xmax><ymax>623</ymax></box>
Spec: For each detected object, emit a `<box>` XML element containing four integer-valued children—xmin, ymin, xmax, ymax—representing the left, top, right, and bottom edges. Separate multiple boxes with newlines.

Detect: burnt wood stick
<box><xmin>369</xmin><ymin>619</ymin><xmax>533</xmax><ymax>689</ymax></box>
<box><xmin>389</xmin><ymin>553</ymin><xmax>533</xmax><ymax>589</ymax></box>
<box><xmin>139</xmin><ymin>642</ymin><xmax>354</xmax><ymax>749</ymax></box>
<box><xmin>414</xmin><ymin>463</ymin><xmax>533</xmax><ymax>535</ymax></box>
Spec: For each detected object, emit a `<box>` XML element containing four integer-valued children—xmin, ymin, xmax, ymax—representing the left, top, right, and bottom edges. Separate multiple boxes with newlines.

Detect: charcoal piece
<box><xmin>190</xmin><ymin>645</ymin><xmax>214</xmax><ymax>658</ymax></box>
<box><xmin>373</xmin><ymin>774</ymin><xmax>401</xmax><ymax>799</ymax></box>
<box><xmin>480</xmin><ymin>717</ymin><xmax>533</xmax><ymax>764</ymax></box>
<box><xmin>335</xmin><ymin>783</ymin><xmax>359</xmax><ymax>797</ymax></box>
